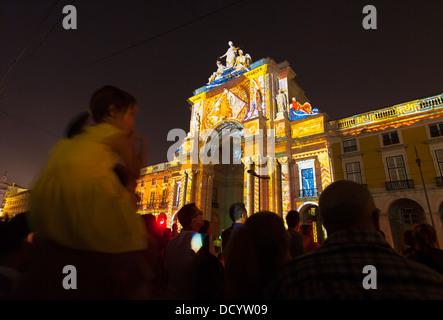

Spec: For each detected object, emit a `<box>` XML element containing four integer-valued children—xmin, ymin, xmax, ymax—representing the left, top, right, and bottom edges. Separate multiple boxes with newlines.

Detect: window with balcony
<box><xmin>429</xmin><ymin>122</ymin><xmax>443</xmax><ymax>138</ymax></box>
<box><xmin>300</xmin><ymin>168</ymin><xmax>317</xmax><ymax>197</ymax></box>
<box><xmin>382</xmin><ymin>131</ymin><xmax>400</xmax><ymax>146</ymax></box>
<box><xmin>385</xmin><ymin>155</ymin><xmax>414</xmax><ymax>190</ymax></box>
<box><xmin>387</xmin><ymin>156</ymin><xmax>407</xmax><ymax>181</ymax></box>
<box><xmin>346</xmin><ymin>162</ymin><xmax>363</xmax><ymax>184</ymax></box>
<box><xmin>149</xmin><ymin>191</ymin><xmax>155</xmax><ymax>204</ymax></box>
<box><xmin>343</xmin><ymin>139</ymin><xmax>358</xmax><ymax>153</ymax></box>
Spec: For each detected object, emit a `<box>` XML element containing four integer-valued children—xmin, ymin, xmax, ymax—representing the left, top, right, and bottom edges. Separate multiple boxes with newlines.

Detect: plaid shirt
<box><xmin>263</xmin><ymin>230</ymin><xmax>443</xmax><ymax>300</ymax></box>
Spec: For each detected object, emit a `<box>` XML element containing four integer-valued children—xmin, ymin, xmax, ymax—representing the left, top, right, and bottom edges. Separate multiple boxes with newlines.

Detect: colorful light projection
<box><xmin>335</xmin><ymin>93</ymin><xmax>443</xmax><ymax>135</ymax></box>
<box><xmin>289</xmin><ymin>102</ymin><xmax>320</xmax><ymax>121</ymax></box>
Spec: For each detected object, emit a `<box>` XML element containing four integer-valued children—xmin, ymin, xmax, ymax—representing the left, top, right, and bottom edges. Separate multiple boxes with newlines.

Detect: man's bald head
<box><xmin>319</xmin><ymin>180</ymin><xmax>379</xmax><ymax>234</ymax></box>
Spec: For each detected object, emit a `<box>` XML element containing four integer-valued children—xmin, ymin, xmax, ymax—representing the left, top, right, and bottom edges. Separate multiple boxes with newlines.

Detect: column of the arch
<box><xmin>253</xmin><ymin>155</ymin><xmax>260</xmax><ymax>213</ymax></box>
<box><xmin>178</xmin><ymin>171</ymin><xmax>187</xmax><ymax>208</ymax></box>
<box><xmin>280</xmin><ymin>157</ymin><xmax>291</xmax><ymax>218</ymax></box>
<box><xmin>206</xmin><ymin>174</ymin><xmax>214</xmax><ymax>218</ymax></box>
<box><xmin>166</xmin><ymin>178</ymin><xmax>178</xmax><ymax>228</ymax></box>
<box><xmin>276</xmin><ymin>160</ymin><xmax>283</xmax><ymax>216</ymax></box>
<box><xmin>199</xmin><ymin>172</ymin><xmax>207</xmax><ymax>215</ymax></box>
<box><xmin>185</xmin><ymin>169</ymin><xmax>197</xmax><ymax>204</ymax></box>
<box><xmin>317</xmin><ymin>150</ymin><xmax>332</xmax><ymax>192</ymax></box>
<box><xmin>264</xmin><ymin>156</ymin><xmax>274</xmax><ymax>212</ymax></box>
<box><xmin>199</xmin><ymin>171</ymin><xmax>211</xmax><ymax>219</ymax></box>
<box><xmin>242</xmin><ymin>157</ymin><xmax>254</xmax><ymax>216</ymax></box>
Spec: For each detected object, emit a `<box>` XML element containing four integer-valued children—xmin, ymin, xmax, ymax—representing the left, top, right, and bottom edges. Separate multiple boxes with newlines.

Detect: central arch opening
<box><xmin>207</xmin><ymin>121</ymin><xmax>245</xmax><ymax>237</ymax></box>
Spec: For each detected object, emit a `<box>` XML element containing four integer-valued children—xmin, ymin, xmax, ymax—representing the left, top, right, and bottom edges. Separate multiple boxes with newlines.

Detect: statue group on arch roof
<box><xmin>207</xmin><ymin>41</ymin><xmax>252</xmax><ymax>88</ymax></box>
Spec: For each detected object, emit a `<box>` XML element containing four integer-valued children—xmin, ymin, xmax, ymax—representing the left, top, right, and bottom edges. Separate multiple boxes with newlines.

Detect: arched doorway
<box><xmin>203</xmin><ymin>121</ymin><xmax>245</xmax><ymax>236</ymax></box>
<box><xmin>388</xmin><ymin>198</ymin><xmax>426</xmax><ymax>252</ymax></box>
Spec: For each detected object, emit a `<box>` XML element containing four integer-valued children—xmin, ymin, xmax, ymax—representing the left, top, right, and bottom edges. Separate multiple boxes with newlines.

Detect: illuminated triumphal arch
<box><xmin>137</xmin><ymin>42</ymin><xmax>332</xmax><ymax>237</ymax></box>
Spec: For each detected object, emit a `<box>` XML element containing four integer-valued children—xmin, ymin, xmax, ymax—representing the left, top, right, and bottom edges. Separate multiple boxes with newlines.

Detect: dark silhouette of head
<box><xmin>66</xmin><ymin>85</ymin><xmax>137</xmax><ymax>138</ymax></box>
<box><xmin>319</xmin><ymin>180</ymin><xmax>379</xmax><ymax>235</ymax></box>
<box><xmin>177</xmin><ymin>203</ymin><xmax>204</xmax><ymax>232</ymax></box>
<box><xmin>224</xmin><ymin>211</ymin><xmax>290</xmax><ymax>299</ymax></box>
<box><xmin>402</xmin><ymin>229</ymin><xmax>414</xmax><ymax>247</ymax></box>
<box><xmin>412</xmin><ymin>223</ymin><xmax>438</xmax><ymax>252</ymax></box>
<box><xmin>286</xmin><ymin>210</ymin><xmax>300</xmax><ymax>229</ymax></box>
<box><xmin>229</xmin><ymin>202</ymin><xmax>247</xmax><ymax>223</ymax></box>
<box><xmin>244</xmin><ymin>211</ymin><xmax>290</xmax><ymax>280</ymax></box>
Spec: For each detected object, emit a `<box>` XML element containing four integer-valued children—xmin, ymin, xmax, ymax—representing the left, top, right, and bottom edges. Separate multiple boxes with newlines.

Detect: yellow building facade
<box><xmin>330</xmin><ymin>94</ymin><xmax>443</xmax><ymax>250</ymax></box>
<box><xmin>2</xmin><ymin>185</ymin><xmax>30</xmax><ymax>219</ymax></box>
<box><xmin>136</xmin><ymin>47</ymin><xmax>443</xmax><ymax>251</ymax></box>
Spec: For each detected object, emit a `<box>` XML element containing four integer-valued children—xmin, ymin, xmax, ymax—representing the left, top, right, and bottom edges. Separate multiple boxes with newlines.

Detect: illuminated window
<box><xmin>382</xmin><ymin>131</ymin><xmax>400</xmax><ymax>146</ymax></box>
<box><xmin>297</xmin><ymin>159</ymin><xmax>317</xmax><ymax>197</ymax></box>
<box><xmin>151</xmin><ymin>178</ymin><xmax>156</xmax><ymax>186</ymax></box>
<box><xmin>343</xmin><ymin>139</ymin><xmax>357</xmax><ymax>153</ymax></box>
<box><xmin>387</xmin><ymin>156</ymin><xmax>407</xmax><ymax>181</ymax></box>
<box><xmin>175</xmin><ymin>182</ymin><xmax>181</xmax><ymax>207</ymax></box>
<box><xmin>161</xmin><ymin>189</ymin><xmax>168</xmax><ymax>203</ymax></box>
<box><xmin>163</xmin><ymin>175</ymin><xmax>169</xmax><ymax>184</ymax></box>
<box><xmin>150</xmin><ymin>191</ymin><xmax>155</xmax><ymax>204</ymax></box>
<box><xmin>301</xmin><ymin>168</ymin><xmax>315</xmax><ymax>197</ymax></box>
<box><xmin>430</xmin><ymin>122</ymin><xmax>443</xmax><ymax>138</ymax></box>
<box><xmin>346</xmin><ymin>162</ymin><xmax>363</xmax><ymax>184</ymax></box>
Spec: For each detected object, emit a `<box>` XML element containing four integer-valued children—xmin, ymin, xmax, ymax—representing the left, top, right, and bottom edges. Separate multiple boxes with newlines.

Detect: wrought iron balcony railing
<box><xmin>299</xmin><ymin>188</ymin><xmax>318</xmax><ymax>198</ymax></box>
<box><xmin>385</xmin><ymin>179</ymin><xmax>414</xmax><ymax>191</ymax></box>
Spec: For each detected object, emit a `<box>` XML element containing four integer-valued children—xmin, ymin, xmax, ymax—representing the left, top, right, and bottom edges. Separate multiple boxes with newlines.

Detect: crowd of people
<box><xmin>1</xmin><ymin>86</ymin><xmax>443</xmax><ymax>300</ymax></box>
<box><xmin>2</xmin><ymin>181</ymin><xmax>443</xmax><ymax>300</ymax></box>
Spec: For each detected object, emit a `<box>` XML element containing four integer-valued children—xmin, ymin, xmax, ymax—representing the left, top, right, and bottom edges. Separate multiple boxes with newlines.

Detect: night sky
<box><xmin>1</xmin><ymin>0</ymin><xmax>442</xmax><ymax>188</ymax></box>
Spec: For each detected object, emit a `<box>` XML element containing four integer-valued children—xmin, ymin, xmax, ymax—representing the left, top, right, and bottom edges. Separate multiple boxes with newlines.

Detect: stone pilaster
<box><xmin>242</xmin><ymin>157</ymin><xmax>254</xmax><ymax>216</ymax></box>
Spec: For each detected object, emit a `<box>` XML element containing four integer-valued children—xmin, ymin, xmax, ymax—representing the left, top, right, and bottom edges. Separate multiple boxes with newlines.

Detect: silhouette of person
<box><xmin>0</xmin><ymin>212</ymin><xmax>33</xmax><ymax>299</ymax></box>
<box><xmin>285</xmin><ymin>210</ymin><xmax>305</xmax><ymax>259</ymax></box>
<box><xmin>221</xmin><ymin>202</ymin><xmax>247</xmax><ymax>255</ymax></box>
<box><xmin>223</xmin><ymin>211</ymin><xmax>290</xmax><ymax>299</ymax></box>
<box><xmin>22</xmin><ymin>86</ymin><xmax>152</xmax><ymax>299</ymax></box>
<box><xmin>164</xmin><ymin>203</ymin><xmax>204</xmax><ymax>299</ymax></box>
<box><xmin>300</xmin><ymin>224</ymin><xmax>320</xmax><ymax>253</ymax></box>
<box><xmin>189</xmin><ymin>232</ymin><xmax>224</xmax><ymax>300</ymax></box>
<box><xmin>400</xmin><ymin>229</ymin><xmax>414</xmax><ymax>256</ymax></box>
<box><xmin>263</xmin><ymin>180</ymin><xmax>443</xmax><ymax>299</ymax></box>
<box><xmin>407</xmin><ymin>223</ymin><xmax>443</xmax><ymax>275</ymax></box>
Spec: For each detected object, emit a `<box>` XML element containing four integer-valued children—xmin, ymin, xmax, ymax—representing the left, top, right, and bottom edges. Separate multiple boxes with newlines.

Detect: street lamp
<box><xmin>247</xmin><ymin>169</ymin><xmax>270</xmax><ymax>212</ymax></box>
<box><xmin>414</xmin><ymin>146</ymin><xmax>437</xmax><ymax>236</ymax></box>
